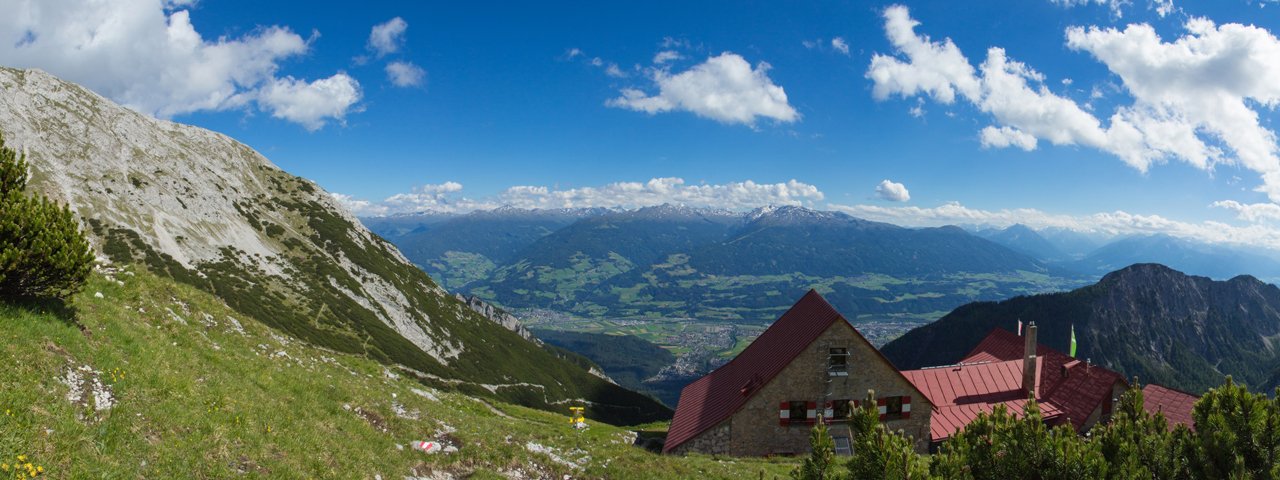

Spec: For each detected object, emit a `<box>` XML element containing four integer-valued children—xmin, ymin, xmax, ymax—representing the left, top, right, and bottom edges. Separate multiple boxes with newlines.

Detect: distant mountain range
<box><xmin>1070</xmin><ymin>234</ymin><xmax>1280</xmax><ymax>282</ymax></box>
<box><xmin>975</xmin><ymin>225</ymin><xmax>1280</xmax><ymax>282</ymax></box>
<box><xmin>976</xmin><ymin>224</ymin><xmax>1070</xmax><ymax>262</ymax></box>
<box><xmin>882</xmin><ymin>263</ymin><xmax>1280</xmax><ymax>395</ymax></box>
<box><xmin>366</xmin><ymin>205</ymin><xmax>1083</xmax><ymax>331</ymax></box>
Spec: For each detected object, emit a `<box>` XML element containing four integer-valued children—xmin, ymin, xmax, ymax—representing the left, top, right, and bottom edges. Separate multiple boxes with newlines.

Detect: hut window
<box><xmin>828</xmin><ymin>348</ymin><xmax>849</xmax><ymax>376</ymax></box>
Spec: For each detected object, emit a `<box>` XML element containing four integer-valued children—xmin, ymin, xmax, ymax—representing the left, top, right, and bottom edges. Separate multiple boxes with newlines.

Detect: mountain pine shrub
<box><xmin>793</xmin><ymin>413</ymin><xmax>836</xmax><ymax>480</ymax></box>
<box><xmin>0</xmin><ymin>133</ymin><xmax>93</xmax><ymax>301</ymax></box>
<box><xmin>845</xmin><ymin>390</ymin><xmax>932</xmax><ymax>480</ymax></box>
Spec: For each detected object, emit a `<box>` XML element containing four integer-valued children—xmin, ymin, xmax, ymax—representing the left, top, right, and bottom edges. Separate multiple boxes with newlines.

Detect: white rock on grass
<box><xmin>61</xmin><ymin>365</ymin><xmax>115</xmax><ymax>414</ymax></box>
<box><xmin>524</xmin><ymin>442</ymin><xmax>583</xmax><ymax>471</ymax></box>
<box><xmin>225</xmin><ymin>316</ymin><xmax>246</xmax><ymax>335</ymax></box>
<box><xmin>410</xmin><ymin>388</ymin><xmax>439</xmax><ymax>402</ymax></box>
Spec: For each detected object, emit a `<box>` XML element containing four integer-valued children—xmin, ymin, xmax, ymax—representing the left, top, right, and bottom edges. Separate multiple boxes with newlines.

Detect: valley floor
<box><xmin>0</xmin><ymin>267</ymin><xmax>798</xmax><ymax>479</ymax></box>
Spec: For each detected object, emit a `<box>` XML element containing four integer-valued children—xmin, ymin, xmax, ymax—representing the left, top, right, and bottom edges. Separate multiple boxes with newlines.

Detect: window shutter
<box><xmin>877</xmin><ymin>397</ymin><xmax>888</xmax><ymax>421</ymax></box>
<box><xmin>823</xmin><ymin>401</ymin><xmax>834</xmax><ymax>423</ymax></box>
<box><xmin>779</xmin><ymin>401</ymin><xmax>790</xmax><ymax>426</ymax></box>
<box><xmin>902</xmin><ymin>396</ymin><xmax>912</xmax><ymax>420</ymax></box>
<box><xmin>807</xmin><ymin>401</ymin><xmax>817</xmax><ymax>424</ymax></box>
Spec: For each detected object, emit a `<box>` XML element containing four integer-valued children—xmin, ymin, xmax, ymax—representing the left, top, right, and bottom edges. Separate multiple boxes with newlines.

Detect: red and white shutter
<box><xmin>779</xmin><ymin>401</ymin><xmax>790</xmax><ymax>426</ymax></box>
<box><xmin>807</xmin><ymin>401</ymin><xmax>817</xmax><ymax>424</ymax></box>
<box><xmin>877</xmin><ymin>398</ymin><xmax>888</xmax><ymax>421</ymax></box>
<box><xmin>901</xmin><ymin>396</ymin><xmax>912</xmax><ymax>420</ymax></box>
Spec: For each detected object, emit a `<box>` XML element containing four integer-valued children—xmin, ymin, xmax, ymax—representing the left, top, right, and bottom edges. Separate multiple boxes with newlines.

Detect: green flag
<box><xmin>1069</xmin><ymin>324</ymin><xmax>1078</xmax><ymax>357</ymax></box>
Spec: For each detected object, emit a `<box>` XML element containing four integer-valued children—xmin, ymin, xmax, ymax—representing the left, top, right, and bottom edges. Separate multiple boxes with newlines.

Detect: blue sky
<box><xmin>5</xmin><ymin>0</ymin><xmax>1280</xmax><ymax>248</ymax></box>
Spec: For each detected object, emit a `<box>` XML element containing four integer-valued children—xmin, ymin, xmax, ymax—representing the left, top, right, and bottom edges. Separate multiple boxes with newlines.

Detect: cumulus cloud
<box><xmin>980</xmin><ymin>126</ymin><xmax>1038</xmax><ymax>150</ymax></box>
<box><xmin>368</xmin><ymin>17</ymin><xmax>408</xmax><ymax>57</ymax></box>
<box><xmin>1050</xmin><ymin>0</ymin><xmax>1130</xmax><ymax>17</ymax></box>
<box><xmin>607</xmin><ymin>52</ymin><xmax>799</xmax><ymax>126</ymax></box>
<box><xmin>831</xmin><ymin>201</ymin><xmax>1280</xmax><ymax>251</ymax></box>
<box><xmin>1151</xmin><ymin>0</ymin><xmax>1177</xmax><ymax>17</ymax></box>
<box><xmin>331</xmin><ymin>192</ymin><xmax>388</xmax><ymax>217</ymax></box>
<box><xmin>386</xmin><ymin>61</ymin><xmax>426</xmax><ymax>87</ymax></box>
<box><xmin>497</xmin><ymin>178</ymin><xmax>823</xmax><ymax>210</ymax></box>
<box><xmin>875</xmin><ymin>180</ymin><xmax>911</xmax><ymax>202</ymax></box>
<box><xmin>1066</xmin><ymin>19</ymin><xmax>1280</xmax><ymax>199</ymax></box>
<box><xmin>258</xmin><ymin>74</ymin><xmax>362</xmax><ymax>131</ymax></box>
<box><xmin>604</xmin><ymin>63</ymin><xmax>627</xmax><ymax>78</ymax></box>
<box><xmin>831</xmin><ymin>37</ymin><xmax>851</xmax><ymax>55</ymax></box>
<box><xmin>1054</xmin><ymin>0</ymin><xmax>1175</xmax><ymax>18</ymax></box>
<box><xmin>1212</xmin><ymin>200</ymin><xmax>1280</xmax><ymax>222</ymax></box>
<box><xmin>380</xmin><ymin>181</ymin><xmax>470</xmax><ymax>213</ymax></box>
<box><xmin>867</xmin><ymin>5</ymin><xmax>1280</xmax><ymax>202</ymax></box>
<box><xmin>339</xmin><ymin>178</ymin><xmax>825</xmax><ymax>216</ymax></box>
<box><xmin>653</xmin><ymin>50</ymin><xmax>682</xmax><ymax>64</ymax></box>
<box><xmin>0</xmin><ymin>0</ymin><xmax>360</xmax><ymax>129</ymax></box>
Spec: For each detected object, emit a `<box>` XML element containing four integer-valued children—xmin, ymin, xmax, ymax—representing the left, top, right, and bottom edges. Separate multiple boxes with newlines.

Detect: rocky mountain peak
<box><xmin>0</xmin><ymin>66</ymin><xmax>669</xmax><ymax>423</ymax></box>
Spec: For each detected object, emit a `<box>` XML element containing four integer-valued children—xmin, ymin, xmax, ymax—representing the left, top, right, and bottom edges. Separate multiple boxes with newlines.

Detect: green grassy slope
<box><xmin>86</xmin><ymin>193</ymin><xmax>670</xmax><ymax>426</ymax></box>
<box><xmin>0</xmin><ymin>267</ymin><xmax>796</xmax><ymax>478</ymax></box>
<box><xmin>0</xmin><ymin>66</ymin><xmax>667</xmax><ymax>426</ymax></box>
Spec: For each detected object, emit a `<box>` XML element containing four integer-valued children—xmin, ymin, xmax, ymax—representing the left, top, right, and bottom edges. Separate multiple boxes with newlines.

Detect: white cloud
<box><xmin>830</xmin><ymin>201</ymin><xmax>1280</xmax><ymax>251</ymax></box>
<box><xmin>867</xmin><ymin>7</ymin><xmax>980</xmax><ymax>105</ymax></box>
<box><xmin>258</xmin><ymin>73</ymin><xmax>361</xmax><ymax>131</ymax></box>
<box><xmin>331</xmin><ymin>192</ymin><xmax>388</xmax><ymax>217</ymax></box>
<box><xmin>831</xmin><ymin>37</ymin><xmax>851</xmax><ymax>55</ymax></box>
<box><xmin>1066</xmin><ymin>19</ymin><xmax>1280</xmax><ymax>199</ymax></box>
<box><xmin>607</xmin><ymin>52</ymin><xmax>799</xmax><ymax>126</ymax></box>
<box><xmin>653</xmin><ymin>50</ymin><xmax>682</xmax><ymax>64</ymax></box>
<box><xmin>875</xmin><ymin>180</ymin><xmax>911</xmax><ymax>202</ymax></box>
<box><xmin>386</xmin><ymin>61</ymin><xmax>426</xmax><ymax>87</ymax></box>
<box><xmin>980</xmin><ymin>126</ymin><xmax>1038</xmax><ymax>151</ymax></box>
<box><xmin>1152</xmin><ymin>0</ymin><xmax>1177</xmax><ymax>17</ymax></box>
<box><xmin>498</xmin><ymin>178</ymin><xmax>823</xmax><ymax>210</ymax></box>
<box><xmin>867</xmin><ymin>6</ymin><xmax>1280</xmax><ymax>203</ymax></box>
<box><xmin>379</xmin><ymin>181</ymin><xmax>473</xmax><ymax>213</ymax></box>
<box><xmin>564</xmin><ymin>47</ymin><xmax>584</xmax><ymax>59</ymax></box>
<box><xmin>1050</xmin><ymin>0</ymin><xmax>1130</xmax><ymax>17</ymax></box>
<box><xmin>660</xmin><ymin>37</ymin><xmax>691</xmax><ymax>50</ymax></box>
<box><xmin>0</xmin><ymin>0</ymin><xmax>360</xmax><ymax>130</ymax></box>
<box><xmin>341</xmin><ymin>178</ymin><xmax>825</xmax><ymax>215</ymax></box>
<box><xmin>368</xmin><ymin>17</ymin><xmax>408</xmax><ymax>57</ymax></box>
<box><xmin>604</xmin><ymin>63</ymin><xmax>627</xmax><ymax>78</ymax></box>
<box><xmin>1212</xmin><ymin>200</ymin><xmax>1280</xmax><ymax>222</ymax></box>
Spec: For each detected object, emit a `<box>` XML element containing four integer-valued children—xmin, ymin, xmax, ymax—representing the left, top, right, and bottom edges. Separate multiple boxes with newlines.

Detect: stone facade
<box><xmin>670</xmin><ymin>422</ymin><xmax>731</xmax><ymax>456</ymax></box>
<box><xmin>676</xmin><ymin>320</ymin><xmax>933</xmax><ymax>456</ymax></box>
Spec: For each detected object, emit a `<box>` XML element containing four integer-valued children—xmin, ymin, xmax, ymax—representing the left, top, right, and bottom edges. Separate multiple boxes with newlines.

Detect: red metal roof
<box><xmin>1143</xmin><ymin>383</ymin><xmax>1198</xmax><ymax>431</ymax></box>
<box><xmin>902</xmin><ymin>328</ymin><xmax>1126</xmax><ymax>442</ymax></box>
<box><xmin>663</xmin><ymin>290</ymin><xmax>913</xmax><ymax>453</ymax></box>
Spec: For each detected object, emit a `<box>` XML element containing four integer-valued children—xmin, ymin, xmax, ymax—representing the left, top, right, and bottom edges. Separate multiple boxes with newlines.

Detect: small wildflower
<box><xmin>1</xmin><ymin>462</ymin><xmax>8</xmax><ymax>471</ymax></box>
<box><xmin>15</xmin><ymin>456</ymin><xmax>24</xmax><ymax>462</ymax></box>
<box><xmin>36</xmin><ymin>466</ymin><xmax>43</xmax><ymax>473</ymax></box>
